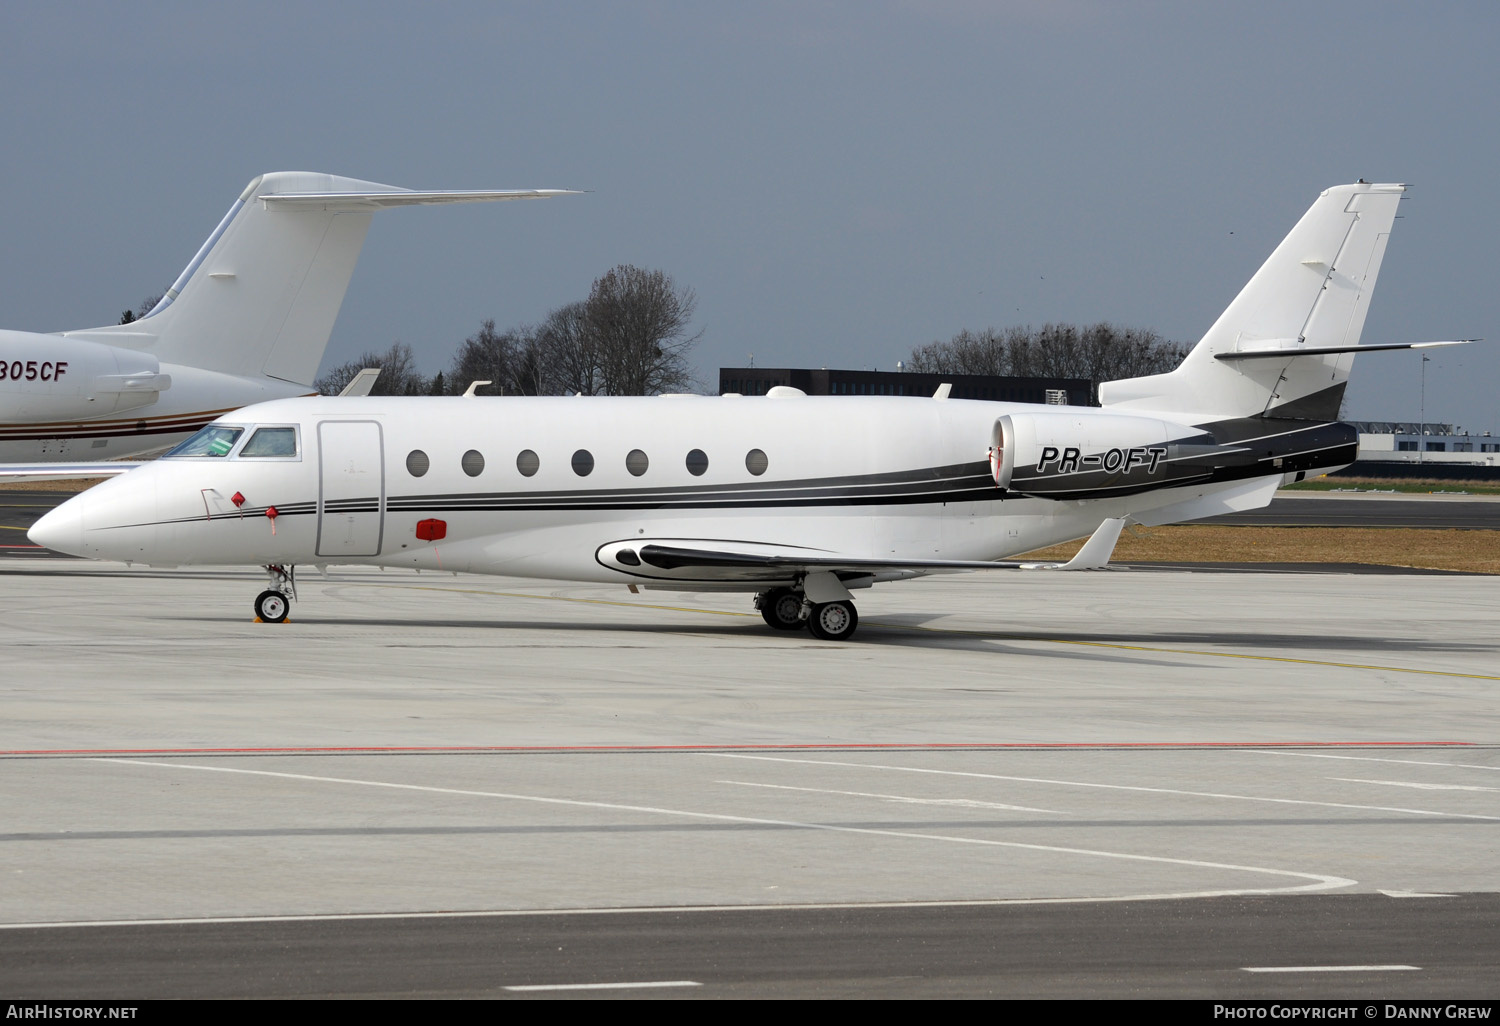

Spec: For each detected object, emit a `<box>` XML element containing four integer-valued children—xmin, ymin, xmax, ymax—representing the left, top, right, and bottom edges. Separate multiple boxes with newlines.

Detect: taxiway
<box><xmin>1</xmin><ymin>559</ymin><xmax>1497</xmax><ymax>997</ymax></box>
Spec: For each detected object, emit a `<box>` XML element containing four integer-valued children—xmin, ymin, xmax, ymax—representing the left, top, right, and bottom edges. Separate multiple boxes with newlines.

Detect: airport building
<box><xmin>1350</xmin><ymin>422</ymin><xmax>1500</xmax><ymax>466</ymax></box>
<box><xmin>718</xmin><ymin>367</ymin><xmax>1092</xmax><ymax>406</ymax></box>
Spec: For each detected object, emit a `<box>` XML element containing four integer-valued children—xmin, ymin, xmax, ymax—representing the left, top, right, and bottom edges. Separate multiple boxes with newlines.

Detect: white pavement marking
<box><xmin>1242</xmin><ymin>965</ymin><xmax>1420</xmax><ymax>973</ymax></box>
<box><xmin>504</xmin><ymin>981</ymin><xmax>701</xmax><ymax>992</ymax></box>
<box><xmin>704</xmin><ymin>753</ymin><xmax>1500</xmax><ymax>821</ymax></box>
<box><xmin>1331</xmin><ymin>777</ymin><xmax>1500</xmax><ymax>792</ymax></box>
<box><xmin>1249</xmin><ymin>750</ymin><xmax>1500</xmax><ymax>772</ymax></box>
<box><xmin>1379</xmin><ymin>890</ymin><xmax>1457</xmax><ymax>899</ymax></box>
<box><xmin>719</xmin><ymin>779</ymin><xmax>1068</xmax><ymax>815</ymax></box>
<box><xmin>91</xmin><ymin>758</ymin><xmax>1357</xmax><ymax>900</ymax></box>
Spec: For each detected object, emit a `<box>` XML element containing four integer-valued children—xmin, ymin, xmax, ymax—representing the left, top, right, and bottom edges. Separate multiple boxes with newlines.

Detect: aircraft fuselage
<box><xmin>34</xmin><ymin>393</ymin><xmax>1355</xmax><ymax>588</ymax></box>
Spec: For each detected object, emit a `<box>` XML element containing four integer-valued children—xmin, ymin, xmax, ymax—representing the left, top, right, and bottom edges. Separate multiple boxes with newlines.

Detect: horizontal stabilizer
<box><xmin>1216</xmin><ymin>339</ymin><xmax>1476</xmax><ymax>361</ymax></box>
<box><xmin>261</xmin><ymin>188</ymin><xmax>580</xmax><ymax>210</ymax></box>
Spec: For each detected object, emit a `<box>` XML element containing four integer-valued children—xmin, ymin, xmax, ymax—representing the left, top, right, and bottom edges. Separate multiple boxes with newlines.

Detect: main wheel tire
<box><xmin>759</xmin><ymin>588</ymin><xmax>805</xmax><ymax>631</ymax></box>
<box><xmin>806</xmin><ymin>600</ymin><xmax>858</xmax><ymax>641</ymax></box>
<box><xmin>254</xmin><ymin>589</ymin><xmax>289</xmax><ymax>623</ymax></box>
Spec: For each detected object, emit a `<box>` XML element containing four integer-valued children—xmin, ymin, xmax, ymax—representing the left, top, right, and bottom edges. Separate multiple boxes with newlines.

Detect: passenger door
<box><xmin>316</xmin><ymin>420</ymin><xmax>385</xmax><ymax>557</ymax></box>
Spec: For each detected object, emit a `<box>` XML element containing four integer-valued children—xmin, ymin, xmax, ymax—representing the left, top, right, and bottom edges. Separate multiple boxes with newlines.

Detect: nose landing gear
<box><xmin>254</xmin><ymin>564</ymin><xmax>296</xmax><ymax>623</ymax></box>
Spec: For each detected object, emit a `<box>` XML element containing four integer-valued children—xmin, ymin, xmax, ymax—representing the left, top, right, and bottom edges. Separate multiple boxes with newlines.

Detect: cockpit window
<box><xmin>240</xmin><ymin>427</ymin><xmax>299</xmax><ymax>458</ymax></box>
<box><xmin>164</xmin><ymin>425</ymin><xmax>245</xmax><ymax>458</ymax></box>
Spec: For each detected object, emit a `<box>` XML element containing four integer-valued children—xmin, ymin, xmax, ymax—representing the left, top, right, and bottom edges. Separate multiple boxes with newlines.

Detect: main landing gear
<box><xmin>754</xmin><ymin>585</ymin><xmax>860</xmax><ymax>642</ymax></box>
<box><xmin>254</xmin><ymin>564</ymin><xmax>296</xmax><ymax>624</ymax></box>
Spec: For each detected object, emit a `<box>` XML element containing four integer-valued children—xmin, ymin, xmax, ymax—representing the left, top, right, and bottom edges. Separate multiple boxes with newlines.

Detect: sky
<box><xmin>1</xmin><ymin>1</ymin><xmax>1495</xmax><ymax>431</ymax></box>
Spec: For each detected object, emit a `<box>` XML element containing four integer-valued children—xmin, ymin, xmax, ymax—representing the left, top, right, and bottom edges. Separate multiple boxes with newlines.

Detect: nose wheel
<box><xmin>254</xmin><ymin>564</ymin><xmax>297</xmax><ymax>623</ymax></box>
<box><xmin>254</xmin><ymin>590</ymin><xmax>290</xmax><ymax>624</ymax></box>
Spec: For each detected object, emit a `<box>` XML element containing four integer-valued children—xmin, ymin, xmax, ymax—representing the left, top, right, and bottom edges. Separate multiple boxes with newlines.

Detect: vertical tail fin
<box><xmin>1100</xmin><ymin>182</ymin><xmax>1405</xmax><ymax>421</ymax></box>
<box><xmin>65</xmin><ymin>173</ymin><xmax>574</xmax><ymax>387</ymax></box>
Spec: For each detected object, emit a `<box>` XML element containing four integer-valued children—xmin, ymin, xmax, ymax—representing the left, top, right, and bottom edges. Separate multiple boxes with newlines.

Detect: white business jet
<box><xmin>29</xmin><ymin>183</ymin><xmax>1469</xmax><ymax>640</ymax></box>
<box><xmin>0</xmin><ymin>172</ymin><xmax>573</xmax><ymax>477</ymax></box>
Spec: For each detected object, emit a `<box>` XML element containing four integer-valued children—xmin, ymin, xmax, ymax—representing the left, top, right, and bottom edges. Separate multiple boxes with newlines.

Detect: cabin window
<box><xmin>461</xmin><ymin>450</ymin><xmax>485</xmax><ymax>477</ymax></box>
<box><xmin>745</xmin><ymin>449</ymin><xmax>768</xmax><ymax>476</ymax></box>
<box><xmin>406</xmin><ymin>450</ymin><xmax>430</xmax><ymax>477</ymax></box>
<box><xmin>626</xmin><ymin>449</ymin><xmax>649</xmax><ymax>476</ymax></box>
<box><xmin>572</xmin><ymin>449</ymin><xmax>594</xmax><ymax>476</ymax></box>
<box><xmin>164</xmin><ymin>425</ymin><xmax>244</xmax><ymax>458</ymax></box>
<box><xmin>686</xmin><ymin>449</ymin><xmax>709</xmax><ymax>476</ymax></box>
<box><xmin>239</xmin><ymin>427</ymin><xmax>298</xmax><ymax>458</ymax></box>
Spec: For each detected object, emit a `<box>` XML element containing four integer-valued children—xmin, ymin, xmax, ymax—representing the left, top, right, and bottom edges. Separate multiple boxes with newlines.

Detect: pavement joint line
<box><xmin>1330</xmin><ymin>777</ymin><xmax>1500</xmax><ymax>792</ymax></box>
<box><xmin>357</xmin><ymin>580</ymin><xmax>1500</xmax><ymax>683</ymax></box>
<box><xmin>1</xmin><ymin>741</ymin><xmax>1483</xmax><ymax>758</ymax></box>
<box><xmin>90</xmin><ymin>757</ymin><xmax>1358</xmax><ymax>896</ymax></box>
<box><xmin>702</xmin><ymin>753</ymin><xmax>1500</xmax><ymax>822</ymax></box>
<box><xmin>1242</xmin><ymin>965</ymin><xmax>1420</xmax><ymax>973</ymax></box>
<box><xmin>504</xmin><ymin>981</ymin><xmax>701</xmax><ymax>992</ymax></box>
<box><xmin>1248</xmin><ymin>750</ymin><xmax>1500</xmax><ymax>772</ymax></box>
<box><xmin>1</xmin><ymin>741</ymin><xmax>1481</xmax><ymax>758</ymax></box>
<box><xmin>718</xmin><ymin>779</ymin><xmax>1070</xmax><ymax>815</ymax></box>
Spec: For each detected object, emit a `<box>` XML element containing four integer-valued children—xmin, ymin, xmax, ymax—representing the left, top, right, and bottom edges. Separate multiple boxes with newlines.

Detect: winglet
<box><xmin>1056</xmin><ymin>517</ymin><xmax>1128</xmax><ymax>570</ymax></box>
<box><xmin>336</xmin><ymin>368</ymin><xmax>381</xmax><ymax>397</ymax></box>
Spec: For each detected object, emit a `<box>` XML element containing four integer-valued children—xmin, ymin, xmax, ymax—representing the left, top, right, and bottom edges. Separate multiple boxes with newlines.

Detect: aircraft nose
<box><xmin>28</xmin><ymin>499</ymin><xmax>85</xmax><ymax>556</ymax></box>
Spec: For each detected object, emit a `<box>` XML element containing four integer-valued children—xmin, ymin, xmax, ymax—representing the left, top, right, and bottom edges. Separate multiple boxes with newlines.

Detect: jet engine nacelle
<box><xmin>0</xmin><ymin>329</ymin><xmax>170</xmax><ymax>423</ymax></box>
<box><xmin>992</xmin><ymin>411</ymin><xmax>1185</xmax><ymax>496</ymax></box>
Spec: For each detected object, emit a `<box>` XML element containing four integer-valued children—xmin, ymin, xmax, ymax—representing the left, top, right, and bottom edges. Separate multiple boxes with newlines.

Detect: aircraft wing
<box><xmin>0</xmin><ymin>462</ymin><xmax>145</xmax><ymax>483</ymax></box>
<box><xmin>598</xmin><ymin>519</ymin><xmax>1127</xmax><ymax>583</ymax></box>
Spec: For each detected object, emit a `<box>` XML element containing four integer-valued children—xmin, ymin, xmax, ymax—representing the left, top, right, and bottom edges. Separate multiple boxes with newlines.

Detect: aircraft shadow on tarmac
<box><xmin>164</xmin><ymin>610</ymin><xmax>1495</xmax><ymax>662</ymax></box>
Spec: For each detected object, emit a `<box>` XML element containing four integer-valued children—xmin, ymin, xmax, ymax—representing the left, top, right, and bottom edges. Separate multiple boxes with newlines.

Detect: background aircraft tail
<box><xmin>64</xmin><ymin>172</ymin><xmax>572</xmax><ymax>387</ymax></box>
<box><xmin>1099</xmin><ymin>182</ymin><xmax>1405</xmax><ymax>422</ymax></box>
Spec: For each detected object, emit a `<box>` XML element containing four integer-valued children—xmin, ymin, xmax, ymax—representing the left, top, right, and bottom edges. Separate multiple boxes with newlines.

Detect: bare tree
<box><xmin>392</xmin><ymin>265</ymin><xmax>704</xmax><ymax>401</ymax></box>
<box><xmin>449</xmin><ymin>319</ymin><xmax>520</xmax><ymax>395</ymax></box>
<box><xmin>907</xmin><ymin>322</ymin><xmax>1186</xmax><ymax>383</ymax></box>
<box><xmin>583</xmin><ymin>265</ymin><xmax>701</xmax><ymax>395</ymax></box>
<box><xmin>315</xmin><ymin>341</ymin><xmax>430</xmax><ymax>396</ymax></box>
<box><xmin>118</xmin><ymin>294</ymin><xmax>165</xmax><ymax>324</ymax></box>
<box><xmin>508</xmin><ymin>325</ymin><xmax>556</xmax><ymax>396</ymax></box>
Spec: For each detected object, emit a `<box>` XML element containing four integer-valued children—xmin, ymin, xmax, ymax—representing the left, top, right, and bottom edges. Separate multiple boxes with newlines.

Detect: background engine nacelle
<box><xmin>0</xmin><ymin>330</ymin><xmax>170</xmax><ymax>423</ymax></box>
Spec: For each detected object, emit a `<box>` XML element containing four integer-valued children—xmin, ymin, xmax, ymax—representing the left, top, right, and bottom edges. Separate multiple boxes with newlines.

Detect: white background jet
<box><xmin>0</xmin><ymin>172</ymin><xmax>572</xmax><ymax>477</ymax></box>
